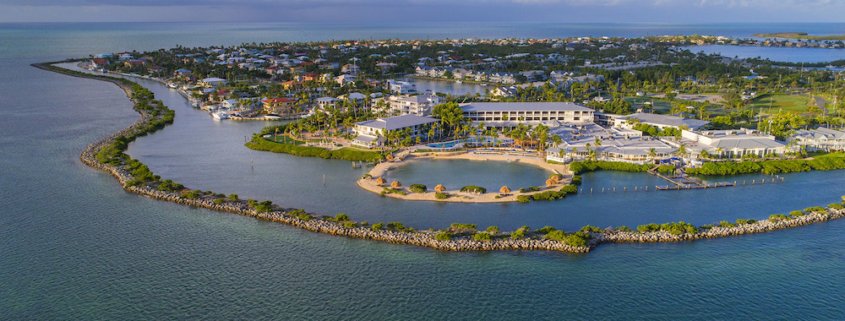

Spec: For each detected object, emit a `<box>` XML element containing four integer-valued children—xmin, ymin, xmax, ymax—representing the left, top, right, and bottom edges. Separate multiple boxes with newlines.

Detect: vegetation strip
<box><xmin>37</xmin><ymin>61</ymin><xmax>845</xmax><ymax>255</ymax></box>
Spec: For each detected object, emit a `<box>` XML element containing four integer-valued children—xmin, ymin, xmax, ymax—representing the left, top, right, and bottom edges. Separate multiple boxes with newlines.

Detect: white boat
<box><xmin>167</xmin><ymin>82</ymin><xmax>178</xmax><ymax>89</ymax></box>
<box><xmin>212</xmin><ymin>111</ymin><xmax>229</xmax><ymax>120</ymax></box>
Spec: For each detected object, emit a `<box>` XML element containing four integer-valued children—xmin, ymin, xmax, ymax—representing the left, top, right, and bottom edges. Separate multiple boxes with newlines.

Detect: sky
<box><xmin>1</xmin><ymin>0</ymin><xmax>845</xmax><ymax>23</ymax></box>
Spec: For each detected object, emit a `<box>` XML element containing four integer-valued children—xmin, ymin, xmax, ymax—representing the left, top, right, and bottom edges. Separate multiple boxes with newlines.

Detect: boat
<box><xmin>167</xmin><ymin>82</ymin><xmax>178</xmax><ymax>89</ymax></box>
<box><xmin>212</xmin><ymin>111</ymin><xmax>229</xmax><ymax>120</ymax></box>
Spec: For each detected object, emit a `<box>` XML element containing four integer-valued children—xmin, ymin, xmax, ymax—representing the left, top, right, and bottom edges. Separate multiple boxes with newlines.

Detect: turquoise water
<box><xmin>2</xmin><ymin>23</ymin><xmax>845</xmax><ymax>319</ymax></box>
<box><xmin>385</xmin><ymin>159</ymin><xmax>551</xmax><ymax>191</ymax></box>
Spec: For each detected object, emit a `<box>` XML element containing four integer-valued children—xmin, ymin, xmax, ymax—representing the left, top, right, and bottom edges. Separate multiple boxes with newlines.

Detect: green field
<box><xmin>747</xmin><ymin>94</ymin><xmax>812</xmax><ymax>113</ymax></box>
<box><xmin>624</xmin><ymin>96</ymin><xmax>673</xmax><ymax>113</ymax></box>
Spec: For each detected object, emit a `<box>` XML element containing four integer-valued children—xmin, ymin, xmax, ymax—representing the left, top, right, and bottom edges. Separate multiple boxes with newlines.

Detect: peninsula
<box><xmin>38</xmin><ymin>33</ymin><xmax>845</xmax><ymax>254</ymax></box>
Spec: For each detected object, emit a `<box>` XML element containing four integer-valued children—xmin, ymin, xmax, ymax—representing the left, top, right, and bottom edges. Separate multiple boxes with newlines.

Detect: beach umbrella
<box><xmin>386</xmin><ymin>154</ymin><xmax>394</xmax><ymax>161</ymax></box>
<box><xmin>434</xmin><ymin>184</ymin><xmax>446</xmax><ymax>193</ymax></box>
<box><xmin>499</xmin><ymin>185</ymin><xmax>511</xmax><ymax>194</ymax></box>
<box><xmin>375</xmin><ymin>177</ymin><xmax>386</xmax><ymax>185</ymax></box>
<box><xmin>545</xmin><ymin>178</ymin><xmax>556</xmax><ymax>187</ymax></box>
<box><xmin>391</xmin><ymin>180</ymin><xmax>402</xmax><ymax>189</ymax></box>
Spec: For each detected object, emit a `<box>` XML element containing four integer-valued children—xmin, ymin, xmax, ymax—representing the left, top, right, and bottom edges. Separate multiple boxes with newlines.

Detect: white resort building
<box><xmin>386</xmin><ymin>92</ymin><xmax>440</xmax><ymax>116</ymax></box>
<box><xmin>459</xmin><ymin>102</ymin><xmax>594</xmax><ymax>129</ymax></box>
<box><xmin>548</xmin><ymin>123</ymin><xmax>676</xmax><ymax>164</ymax></box>
<box><xmin>613</xmin><ymin>112</ymin><xmax>710</xmax><ymax>131</ymax></box>
<box><xmin>681</xmin><ymin>128</ymin><xmax>786</xmax><ymax>158</ymax></box>
<box><xmin>352</xmin><ymin>114</ymin><xmax>437</xmax><ymax>148</ymax></box>
<box><xmin>789</xmin><ymin>127</ymin><xmax>845</xmax><ymax>152</ymax></box>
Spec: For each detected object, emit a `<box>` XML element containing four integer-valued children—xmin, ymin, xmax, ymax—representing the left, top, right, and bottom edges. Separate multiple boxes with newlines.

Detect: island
<box><xmin>36</xmin><ymin>33</ymin><xmax>845</xmax><ymax>254</ymax></box>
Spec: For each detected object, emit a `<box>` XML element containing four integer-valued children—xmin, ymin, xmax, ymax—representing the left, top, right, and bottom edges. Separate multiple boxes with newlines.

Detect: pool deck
<box><xmin>357</xmin><ymin>150</ymin><xmax>573</xmax><ymax>203</ymax></box>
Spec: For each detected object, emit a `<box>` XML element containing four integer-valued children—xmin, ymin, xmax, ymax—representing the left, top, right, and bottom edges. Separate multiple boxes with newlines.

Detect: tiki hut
<box><xmin>386</xmin><ymin>154</ymin><xmax>395</xmax><ymax>161</ymax></box>
<box><xmin>545</xmin><ymin>178</ymin><xmax>556</xmax><ymax>187</ymax></box>
<box><xmin>499</xmin><ymin>185</ymin><xmax>511</xmax><ymax>195</ymax></box>
<box><xmin>549</xmin><ymin>174</ymin><xmax>561</xmax><ymax>183</ymax></box>
<box><xmin>434</xmin><ymin>184</ymin><xmax>446</xmax><ymax>193</ymax></box>
<box><xmin>391</xmin><ymin>180</ymin><xmax>402</xmax><ymax>189</ymax></box>
<box><xmin>375</xmin><ymin>177</ymin><xmax>386</xmax><ymax>185</ymax></box>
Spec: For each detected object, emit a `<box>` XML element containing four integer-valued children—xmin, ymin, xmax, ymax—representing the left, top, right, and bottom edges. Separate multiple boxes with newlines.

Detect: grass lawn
<box><xmin>624</xmin><ymin>96</ymin><xmax>673</xmax><ymax>113</ymax></box>
<box><xmin>267</xmin><ymin>135</ymin><xmax>303</xmax><ymax>145</ymax></box>
<box><xmin>747</xmin><ymin>94</ymin><xmax>812</xmax><ymax>114</ymax></box>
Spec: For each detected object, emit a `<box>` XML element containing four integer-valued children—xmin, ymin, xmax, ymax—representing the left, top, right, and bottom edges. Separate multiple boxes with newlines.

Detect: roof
<box><xmin>794</xmin><ymin>127</ymin><xmax>845</xmax><ymax>140</ymax></box>
<box><xmin>356</xmin><ymin>115</ymin><xmax>437</xmax><ymax>131</ymax></box>
<box><xmin>712</xmin><ymin>138</ymin><xmax>785</xmax><ymax>150</ymax></box>
<box><xmin>459</xmin><ymin>102</ymin><xmax>592</xmax><ymax>113</ymax></box>
<box><xmin>316</xmin><ymin>97</ymin><xmax>337</xmax><ymax>102</ymax></box>
<box><xmin>202</xmin><ymin>77</ymin><xmax>226</xmax><ymax>83</ymax></box>
<box><xmin>625</xmin><ymin>113</ymin><xmax>709</xmax><ymax>130</ymax></box>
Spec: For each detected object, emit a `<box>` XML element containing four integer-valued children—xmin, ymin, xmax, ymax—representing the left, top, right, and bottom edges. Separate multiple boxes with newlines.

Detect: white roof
<box><xmin>625</xmin><ymin>113</ymin><xmax>709</xmax><ymax>130</ymax></box>
<box><xmin>460</xmin><ymin>102</ymin><xmax>592</xmax><ymax>113</ymax></box>
<box><xmin>356</xmin><ymin>115</ymin><xmax>436</xmax><ymax>131</ymax></box>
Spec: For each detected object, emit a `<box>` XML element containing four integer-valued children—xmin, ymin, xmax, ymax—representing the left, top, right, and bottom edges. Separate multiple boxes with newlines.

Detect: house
<box><xmin>789</xmin><ymin>127</ymin><xmax>845</xmax><ymax>152</ymax></box>
<box><xmin>91</xmin><ymin>58</ymin><xmax>109</xmax><ymax>69</ymax></box>
<box><xmin>388</xmin><ymin>80</ymin><xmax>417</xmax><ymax>95</ymax></box>
<box><xmin>352</xmin><ymin>115</ymin><xmax>437</xmax><ymax>148</ymax></box>
<box><xmin>489</xmin><ymin>86</ymin><xmax>518</xmax><ymax>99</ymax></box>
<box><xmin>336</xmin><ymin>74</ymin><xmax>357</xmax><ymax>86</ymax></box>
<box><xmin>315</xmin><ymin>97</ymin><xmax>337</xmax><ymax>110</ymax></box>
<box><xmin>341</xmin><ymin>63</ymin><xmax>360</xmax><ymax>75</ymax></box>
<box><xmin>459</xmin><ymin>102</ymin><xmax>594</xmax><ymax>129</ymax></box>
<box><xmin>262</xmin><ymin>97</ymin><xmax>296</xmax><ymax>115</ymax></box>
<box><xmin>200</xmin><ymin>77</ymin><xmax>227</xmax><ymax>88</ymax></box>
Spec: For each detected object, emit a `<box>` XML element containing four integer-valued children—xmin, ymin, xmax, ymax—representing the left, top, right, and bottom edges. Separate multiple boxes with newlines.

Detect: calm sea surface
<box><xmin>2</xmin><ymin>22</ymin><xmax>844</xmax><ymax>320</ymax></box>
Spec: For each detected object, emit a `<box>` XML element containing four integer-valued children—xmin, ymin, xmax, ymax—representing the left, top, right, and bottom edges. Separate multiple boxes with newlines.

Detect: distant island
<box><xmin>753</xmin><ymin>32</ymin><xmax>845</xmax><ymax>41</ymax></box>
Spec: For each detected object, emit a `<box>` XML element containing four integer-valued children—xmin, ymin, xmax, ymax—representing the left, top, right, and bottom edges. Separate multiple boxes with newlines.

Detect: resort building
<box><xmin>352</xmin><ymin>115</ymin><xmax>437</xmax><ymax>148</ymax></box>
<box><xmin>614</xmin><ymin>112</ymin><xmax>710</xmax><ymax>131</ymax></box>
<box><xmin>386</xmin><ymin>92</ymin><xmax>441</xmax><ymax>116</ymax></box>
<box><xmin>789</xmin><ymin>128</ymin><xmax>845</xmax><ymax>152</ymax></box>
<box><xmin>262</xmin><ymin>97</ymin><xmax>296</xmax><ymax>115</ymax></box>
<box><xmin>681</xmin><ymin>128</ymin><xmax>786</xmax><ymax>158</ymax></box>
<box><xmin>459</xmin><ymin>102</ymin><xmax>594</xmax><ymax>129</ymax></box>
<box><xmin>548</xmin><ymin>123</ymin><xmax>675</xmax><ymax>164</ymax></box>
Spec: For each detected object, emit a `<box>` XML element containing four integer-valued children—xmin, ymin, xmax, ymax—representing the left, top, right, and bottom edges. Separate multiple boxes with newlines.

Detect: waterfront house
<box><xmin>388</xmin><ymin>80</ymin><xmax>417</xmax><ymax>95</ymax></box>
<box><xmin>352</xmin><ymin>115</ymin><xmax>437</xmax><ymax>148</ymax></box>
<box><xmin>262</xmin><ymin>97</ymin><xmax>296</xmax><ymax>115</ymax></box>
<box><xmin>459</xmin><ymin>102</ymin><xmax>594</xmax><ymax>129</ymax></box>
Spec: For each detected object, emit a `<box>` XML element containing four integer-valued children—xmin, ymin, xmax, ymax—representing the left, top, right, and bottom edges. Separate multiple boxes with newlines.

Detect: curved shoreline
<box><xmin>357</xmin><ymin>152</ymin><xmax>572</xmax><ymax>203</ymax></box>
<box><xmin>36</xmin><ymin>61</ymin><xmax>845</xmax><ymax>255</ymax></box>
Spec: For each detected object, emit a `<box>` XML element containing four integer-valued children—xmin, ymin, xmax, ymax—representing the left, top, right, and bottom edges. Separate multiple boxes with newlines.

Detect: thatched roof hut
<box><xmin>545</xmin><ymin>178</ymin><xmax>556</xmax><ymax>187</ymax></box>
<box><xmin>375</xmin><ymin>177</ymin><xmax>386</xmax><ymax>185</ymax></box>
<box><xmin>434</xmin><ymin>184</ymin><xmax>446</xmax><ymax>193</ymax></box>
<box><xmin>391</xmin><ymin>180</ymin><xmax>402</xmax><ymax>189</ymax></box>
<box><xmin>499</xmin><ymin>185</ymin><xmax>511</xmax><ymax>194</ymax></box>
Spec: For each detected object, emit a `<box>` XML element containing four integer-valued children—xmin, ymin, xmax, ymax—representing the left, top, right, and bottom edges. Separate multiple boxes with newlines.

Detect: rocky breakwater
<box><xmin>596</xmin><ymin>207</ymin><xmax>845</xmax><ymax>244</ymax></box>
